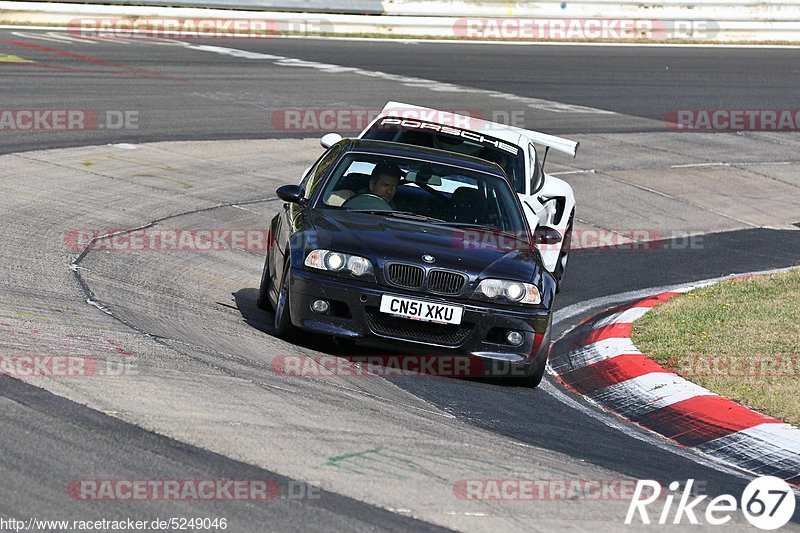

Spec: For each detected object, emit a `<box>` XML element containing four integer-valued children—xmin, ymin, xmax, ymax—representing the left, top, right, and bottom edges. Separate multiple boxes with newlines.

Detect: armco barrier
<box><xmin>20</xmin><ymin>0</ymin><xmax>385</xmax><ymax>14</ymax></box>
<box><xmin>3</xmin><ymin>0</ymin><xmax>800</xmax><ymax>41</ymax></box>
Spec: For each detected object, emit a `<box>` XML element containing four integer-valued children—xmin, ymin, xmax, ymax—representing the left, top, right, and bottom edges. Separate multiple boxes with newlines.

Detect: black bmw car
<box><xmin>258</xmin><ymin>139</ymin><xmax>556</xmax><ymax>386</ymax></box>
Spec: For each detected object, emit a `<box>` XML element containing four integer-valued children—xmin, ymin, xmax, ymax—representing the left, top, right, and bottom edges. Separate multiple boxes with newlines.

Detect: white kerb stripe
<box><xmin>735</xmin><ymin>423</ymin><xmax>800</xmax><ymax>454</ymax></box>
<box><xmin>696</xmin><ymin>423</ymin><xmax>800</xmax><ymax>479</ymax></box>
<box><xmin>566</xmin><ymin>337</ymin><xmax>641</xmax><ymax>369</ymax></box>
<box><xmin>589</xmin><ymin>372</ymin><xmax>716</xmax><ymax>418</ymax></box>
<box><xmin>593</xmin><ymin>306</ymin><xmax>652</xmax><ymax>327</ymax></box>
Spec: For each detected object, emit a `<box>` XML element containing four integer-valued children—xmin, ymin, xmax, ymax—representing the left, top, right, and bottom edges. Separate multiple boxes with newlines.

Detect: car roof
<box><xmin>341</xmin><ymin>139</ymin><xmax>508</xmax><ymax>178</ymax></box>
<box><xmin>378</xmin><ymin>101</ymin><xmax>579</xmax><ymax>157</ymax></box>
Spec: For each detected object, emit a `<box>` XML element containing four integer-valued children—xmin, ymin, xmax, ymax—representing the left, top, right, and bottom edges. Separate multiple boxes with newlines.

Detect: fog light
<box><xmin>506</xmin><ymin>331</ymin><xmax>524</xmax><ymax>346</ymax></box>
<box><xmin>311</xmin><ymin>299</ymin><xmax>330</xmax><ymax>313</ymax></box>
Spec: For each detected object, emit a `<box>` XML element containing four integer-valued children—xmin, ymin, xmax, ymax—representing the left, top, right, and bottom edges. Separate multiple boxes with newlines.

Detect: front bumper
<box><xmin>287</xmin><ymin>267</ymin><xmax>551</xmax><ymax>366</ymax></box>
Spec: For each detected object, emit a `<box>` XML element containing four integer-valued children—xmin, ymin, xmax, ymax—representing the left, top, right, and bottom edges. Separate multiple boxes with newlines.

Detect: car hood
<box><xmin>306</xmin><ymin>209</ymin><xmax>541</xmax><ymax>281</ymax></box>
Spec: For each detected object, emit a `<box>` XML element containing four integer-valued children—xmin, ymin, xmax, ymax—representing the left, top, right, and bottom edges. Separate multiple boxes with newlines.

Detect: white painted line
<box><xmin>674</xmin><ymin>161</ymin><xmax>800</xmax><ymax>169</ymax></box>
<box><xmin>549</xmin><ymin>169</ymin><xmax>597</xmax><ymax>176</ymax></box>
<box><xmin>33</xmin><ymin>36</ymin><xmax>611</xmax><ymax>115</ymax></box>
<box><xmin>595</xmin><ymin>171</ymin><xmax>760</xmax><ymax>227</ymax></box>
<box><xmin>11</xmin><ymin>29</ymin><xmax>96</xmax><ymax>43</ymax></box>
<box><xmin>182</xmin><ymin>44</ymin><xmax>615</xmax><ymax>114</ymax></box>
<box><xmin>671</xmin><ymin>162</ymin><xmax>730</xmax><ymax>168</ymax></box>
<box><xmin>738</xmin><ymin>161</ymin><xmax>796</xmax><ymax>166</ymax></box>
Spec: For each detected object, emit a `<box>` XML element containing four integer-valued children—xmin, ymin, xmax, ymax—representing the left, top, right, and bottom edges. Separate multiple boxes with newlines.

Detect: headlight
<box><xmin>347</xmin><ymin>255</ymin><xmax>372</xmax><ymax>276</ymax></box>
<box><xmin>324</xmin><ymin>252</ymin><xmax>345</xmax><ymax>271</ymax></box>
<box><xmin>305</xmin><ymin>249</ymin><xmax>374</xmax><ymax>276</ymax></box>
<box><xmin>475</xmin><ymin>278</ymin><xmax>541</xmax><ymax>305</ymax></box>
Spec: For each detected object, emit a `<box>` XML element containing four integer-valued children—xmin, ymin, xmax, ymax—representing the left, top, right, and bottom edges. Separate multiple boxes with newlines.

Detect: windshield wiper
<box><xmin>349</xmin><ymin>210</ymin><xmax>446</xmax><ymax>223</ymax></box>
<box><xmin>386</xmin><ymin>211</ymin><xmax>446</xmax><ymax>222</ymax></box>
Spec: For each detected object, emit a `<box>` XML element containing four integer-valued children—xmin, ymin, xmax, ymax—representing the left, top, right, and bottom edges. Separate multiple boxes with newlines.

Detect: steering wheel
<box><xmin>342</xmin><ymin>193</ymin><xmax>393</xmax><ymax>211</ymax></box>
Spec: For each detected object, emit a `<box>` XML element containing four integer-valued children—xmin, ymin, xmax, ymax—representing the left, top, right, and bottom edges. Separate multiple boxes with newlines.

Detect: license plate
<box><xmin>379</xmin><ymin>295</ymin><xmax>463</xmax><ymax>325</ymax></box>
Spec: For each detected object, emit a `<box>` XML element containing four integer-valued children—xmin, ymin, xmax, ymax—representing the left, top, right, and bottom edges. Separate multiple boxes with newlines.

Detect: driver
<box><xmin>367</xmin><ymin>162</ymin><xmax>402</xmax><ymax>206</ymax></box>
<box><xmin>479</xmin><ymin>147</ymin><xmax>509</xmax><ymax>174</ymax></box>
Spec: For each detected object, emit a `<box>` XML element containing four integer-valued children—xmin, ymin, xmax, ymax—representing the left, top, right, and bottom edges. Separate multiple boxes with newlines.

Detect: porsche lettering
<box><xmin>379</xmin><ymin>118</ymin><xmax>519</xmax><ymax>155</ymax></box>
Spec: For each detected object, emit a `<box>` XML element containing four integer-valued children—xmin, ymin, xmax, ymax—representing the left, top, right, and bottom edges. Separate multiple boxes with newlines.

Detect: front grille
<box><xmin>365</xmin><ymin>308</ymin><xmax>472</xmax><ymax>346</ymax></box>
<box><xmin>428</xmin><ymin>269</ymin><xmax>467</xmax><ymax>294</ymax></box>
<box><xmin>386</xmin><ymin>263</ymin><xmax>424</xmax><ymax>289</ymax></box>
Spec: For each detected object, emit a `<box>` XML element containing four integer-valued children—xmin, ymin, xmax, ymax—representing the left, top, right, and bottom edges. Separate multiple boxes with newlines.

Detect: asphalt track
<box><xmin>1</xmin><ymin>29</ymin><xmax>800</xmax><ymax>531</ymax></box>
<box><xmin>2</xmin><ymin>31</ymin><xmax>800</xmax><ymax>153</ymax></box>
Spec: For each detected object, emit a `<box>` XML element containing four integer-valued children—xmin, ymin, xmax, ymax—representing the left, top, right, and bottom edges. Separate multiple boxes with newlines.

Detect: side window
<box><xmin>302</xmin><ymin>142</ymin><xmax>344</xmax><ymax>199</ymax></box>
<box><xmin>529</xmin><ymin>143</ymin><xmax>543</xmax><ymax>193</ymax></box>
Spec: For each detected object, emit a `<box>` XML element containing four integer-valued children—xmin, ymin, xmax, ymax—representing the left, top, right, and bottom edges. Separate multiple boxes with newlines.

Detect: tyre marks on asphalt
<box><xmin>0</xmin><ymin>376</ymin><xmax>452</xmax><ymax>532</ymax></box>
<box><xmin>166</xmin><ymin>42</ymin><xmax>617</xmax><ymax>116</ymax></box>
<box><xmin>0</xmin><ymin>37</ymin><xmax>184</xmax><ymax>80</ymax></box>
<box><xmin>4</xmin><ymin>30</ymin><xmax>615</xmax><ymax>114</ymax></box>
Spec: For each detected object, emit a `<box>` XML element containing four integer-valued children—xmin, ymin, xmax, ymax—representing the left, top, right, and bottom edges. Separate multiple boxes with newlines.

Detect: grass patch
<box><xmin>632</xmin><ymin>268</ymin><xmax>800</xmax><ymax>425</ymax></box>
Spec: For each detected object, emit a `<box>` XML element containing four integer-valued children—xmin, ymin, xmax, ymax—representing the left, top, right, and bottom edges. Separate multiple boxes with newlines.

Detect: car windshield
<box><xmin>317</xmin><ymin>152</ymin><xmax>528</xmax><ymax>234</ymax></box>
<box><xmin>361</xmin><ymin>119</ymin><xmax>527</xmax><ymax>193</ymax></box>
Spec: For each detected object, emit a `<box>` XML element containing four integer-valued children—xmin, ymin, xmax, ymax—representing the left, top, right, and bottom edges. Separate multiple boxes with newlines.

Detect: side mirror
<box><xmin>276</xmin><ymin>184</ymin><xmax>306</xmax><ymax>204</ymax></box>
<box><xmin>533</xmin><ymin>226</ymin><xmax>562</xmax><ymax>245</ymax></box>
<box><xmin>320</xmin><ymin>132</ymin><xmax>343</xmax><ymax>149</ymax></box>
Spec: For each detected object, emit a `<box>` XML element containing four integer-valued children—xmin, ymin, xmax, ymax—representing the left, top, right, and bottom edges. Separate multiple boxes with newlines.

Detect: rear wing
<box><xmin>513</xmin><ymin>127</ymin><xmax>579</xmax><ymax>158</ymax></box>
<box><xmin>380</xmin><ymin>101</ymin><xmax>579</xmax><ymax>158</ymax></box>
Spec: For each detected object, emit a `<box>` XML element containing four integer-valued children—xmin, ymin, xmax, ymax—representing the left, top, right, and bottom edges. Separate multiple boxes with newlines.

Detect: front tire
<box><xmin>510</xmin><ymin>353</ymin><xmax>547</xmax><ymax>388</ymax></box>
<box><xmin>257</xmin><ymin>252</ymin><xmax>274</xmax><ymax>312</ymax></box>
<box><xmin>554</xmin><ymin>210</ymin><xmax>574</xmax><ymax>293</ymax></box>
<box><xmin>273</xmin><ymin>261</ymin><xmax>296</xmax><ymax>338</ymax></box>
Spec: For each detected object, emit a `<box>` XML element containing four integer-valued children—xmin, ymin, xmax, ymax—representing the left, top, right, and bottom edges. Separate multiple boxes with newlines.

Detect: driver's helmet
<box><xmin>479</xmin><ymin>147</ymin><xmax>509</xmax><ymax>172</ymax></box>
<box><xmin>431</xmin><ymin>133</ymin><xmax>483</xmax><ymax>156</ymax></box>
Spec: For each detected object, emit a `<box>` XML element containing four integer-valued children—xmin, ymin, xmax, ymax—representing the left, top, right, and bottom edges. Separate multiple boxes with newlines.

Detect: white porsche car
<box><xmin>319</xmin><ymin>102</ymin><xmax>578</xmax><ymax>289</ymax></box>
